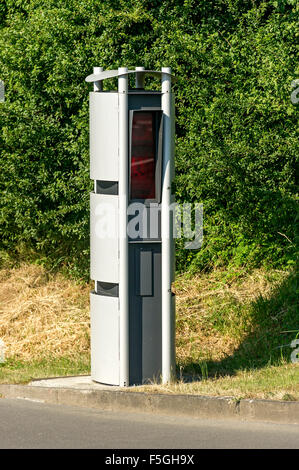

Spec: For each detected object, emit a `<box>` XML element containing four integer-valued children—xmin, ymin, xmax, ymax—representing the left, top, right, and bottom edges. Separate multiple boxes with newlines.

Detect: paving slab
<box><xmin>29</xmin><ymin>375</ymin><xmax>124</xmax><ymax>391</ymax></box>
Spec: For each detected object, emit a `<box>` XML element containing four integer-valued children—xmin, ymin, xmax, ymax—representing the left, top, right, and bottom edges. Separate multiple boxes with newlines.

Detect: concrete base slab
<box><xmin>29</xmin><ymin>375</ymin><xmax>124</xmax><ymax>391</ymax></box>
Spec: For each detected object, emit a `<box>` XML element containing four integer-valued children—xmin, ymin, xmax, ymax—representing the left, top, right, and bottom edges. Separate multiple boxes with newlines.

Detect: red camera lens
<box><xmin>130</xmin><ymin>112</ymin><xmax>156</xmax><ymax>200</ymax></box>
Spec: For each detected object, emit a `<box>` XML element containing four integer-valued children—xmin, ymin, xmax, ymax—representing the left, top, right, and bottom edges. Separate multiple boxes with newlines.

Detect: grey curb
<box><xmin>1</xmin><ymin>384</ymin><xmax>299</xmax><ymax>425</ymax></box>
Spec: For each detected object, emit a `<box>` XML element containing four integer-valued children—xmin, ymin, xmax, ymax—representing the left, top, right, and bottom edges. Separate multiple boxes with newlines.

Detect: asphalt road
<box><xmin>0</xmin><ymin>398</ymin><xmax>299</xmax><ymax>449</ymax></box>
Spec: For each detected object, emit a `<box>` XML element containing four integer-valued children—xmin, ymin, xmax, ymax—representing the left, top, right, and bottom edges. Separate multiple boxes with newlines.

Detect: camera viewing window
<box><xmin>130</xmin><ymin>110</ymin><xmax>162</xmax><ymax>202</ymax></box>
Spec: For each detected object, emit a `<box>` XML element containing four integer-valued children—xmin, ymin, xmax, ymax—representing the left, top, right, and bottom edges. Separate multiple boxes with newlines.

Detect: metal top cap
<box><xmin>85</xmin><ymin>69</ymin><xmax>175</xmax><ymax>83</ymax></box>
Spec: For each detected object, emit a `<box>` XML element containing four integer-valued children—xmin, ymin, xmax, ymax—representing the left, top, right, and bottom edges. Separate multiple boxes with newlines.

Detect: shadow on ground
<box><xmin>180</xmin><ymin>268</ymin><xmax>298</xmax><ymax>379</ymax></box>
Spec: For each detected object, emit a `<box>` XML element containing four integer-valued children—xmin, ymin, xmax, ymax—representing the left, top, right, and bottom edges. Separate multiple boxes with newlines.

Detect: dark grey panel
<box><xmin>96</xmin><ymin>180</ymin><xmax>119</xmax><ymax>195</ymax></box>
<box><xmin>129</xmin><ymin>243</ymin><xmax>162</xmax><ymax>385</ymax></box>
<box><xmin>138</xmin><ymin>249</ymin><xmax>152</xmax><ymax>296</ymax></box>
<box><xmin>96</xmin><ymin>282</ymin><xmax>119</xmax><ymax>297</ymax></box>
<box><xmin>128</xmin><ymin>93</ymin><xmax>161</xmax><ymax>111</ymax></box>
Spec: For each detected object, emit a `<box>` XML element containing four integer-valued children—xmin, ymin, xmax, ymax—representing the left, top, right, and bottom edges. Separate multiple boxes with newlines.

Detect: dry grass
<box><xmin>174</xmin><ymin>267</ymin><xmax>289</xmax><ymax>367</ymax></box>
<box><xmin>131</xmin><ymin>362</ymin><xmax>299</xmax><ymax>400</ymax></box>
<box><xmin>0</xmin><ymin>263</ymin><xmax>290</xmax><ymax>365</ymax></box>
<box><xmin>0</xmin><ymin>263</ymin><xmax>275</xmax><ymax>363</ymax></box>
<box><xmin>0</xmin><ymin>263</ymin><xmax>296</xmax><ymax>398</ymax></box>
<box><xmin>0</xmin><ymin>264</ymin><xmax>90</xmax><ymax>361</ymax></box>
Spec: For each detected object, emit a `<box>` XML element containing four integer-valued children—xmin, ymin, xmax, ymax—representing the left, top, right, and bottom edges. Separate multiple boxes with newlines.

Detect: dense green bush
<box><xmin>0</xmin><ymin>0</ymin><xmax>297</xmax><ymax>278</ymax></box>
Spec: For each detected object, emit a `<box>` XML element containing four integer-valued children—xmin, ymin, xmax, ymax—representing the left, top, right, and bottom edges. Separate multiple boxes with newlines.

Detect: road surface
<box><xmin>0</xmin><ymin>398</ymin><xmax>299</xmax><ymax>449</ymax></box>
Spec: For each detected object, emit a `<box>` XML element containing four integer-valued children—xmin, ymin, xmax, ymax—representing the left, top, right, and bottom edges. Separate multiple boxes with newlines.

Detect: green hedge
<box><xmin>0</xmin><ymin>0</ymin><xmax>298</xmax><ymax>277</ymax></box>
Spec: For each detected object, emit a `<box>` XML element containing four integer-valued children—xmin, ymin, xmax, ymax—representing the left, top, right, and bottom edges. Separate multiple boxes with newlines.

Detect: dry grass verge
<box><xmin>0</xmin><ymin>264</ymin><xmax>90</xmax><ymax>361</ymax></box>
<box><xmin>0</xmin><ymin>263</ymin><xmax>297</xmax><ymax>398</ymax></box>
<box><xmin>174</xmin><ymin>268</ymin><xmax>292</xmax><ymax>369</ymax></box>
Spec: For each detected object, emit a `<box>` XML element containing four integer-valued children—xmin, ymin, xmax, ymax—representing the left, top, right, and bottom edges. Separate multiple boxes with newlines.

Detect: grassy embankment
<box><xmin>0</xmin><ymin>263</ymin><xmax>298</xmax><ymax>400</ymax></box>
